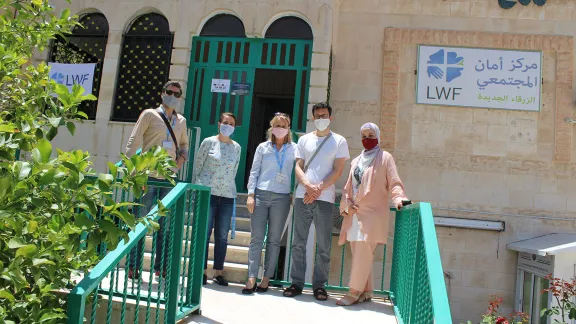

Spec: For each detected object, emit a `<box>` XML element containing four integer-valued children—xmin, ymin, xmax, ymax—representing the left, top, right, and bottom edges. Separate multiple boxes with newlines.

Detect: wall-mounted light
<box><xmin>434</xmin><ymin>216</ymin><xmax>505</xmax><ymax>232</ymax></box>
<box><xmin>564</xmin><ymin>117</ymin><xmax>576</xmax><ymax>124</ymax></box>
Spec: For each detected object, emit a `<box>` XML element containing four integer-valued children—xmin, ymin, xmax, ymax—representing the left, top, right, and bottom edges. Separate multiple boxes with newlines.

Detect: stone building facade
<box><xmin>44</xmin><ymin>0</ymin><xmax>576</xmax><ymax>322</ymax></box>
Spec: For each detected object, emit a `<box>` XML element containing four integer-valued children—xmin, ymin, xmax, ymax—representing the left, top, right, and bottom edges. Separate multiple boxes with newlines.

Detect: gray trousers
<box><xmin>289</xmin><ymin>198</ymin><xmax>334</xmax><ymax>290</ymax></box>
<box><xmin>248</xmin><ymin>189</ymin><xmax>291</xmax><ymax>279</ymax></box>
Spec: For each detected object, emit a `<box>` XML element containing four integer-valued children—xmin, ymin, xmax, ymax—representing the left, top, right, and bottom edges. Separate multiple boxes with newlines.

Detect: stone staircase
<box><xmin>128</xmin><ymin>193</ymin><xmax>253</xmax><ymax>284</ymax></box>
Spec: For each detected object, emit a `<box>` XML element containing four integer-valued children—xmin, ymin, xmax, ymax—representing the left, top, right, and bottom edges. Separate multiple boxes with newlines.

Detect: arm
<box><xmin>125</xmin><ymin>110</ymin><xmax>149</xmax><ymax>157</ymax></box>
<box><xmin>177</xmin><ymin>120</ymin><xmax>189</xmax><ymax>168</ymax></box>
<box><xmin>193</xmin><ymin>138</ymin><xmax>210</xmax><ymax>183</ymax></box>
<box><xmin>246</xmin><ymin>145</ymin><xmax>263</xmax><ymax>195</ymax></box>
<box><xmin>319</xmin><ymin>157</ymin><xmax>346</xmax><ymax>190</ymax></box>
<box><xmin>386</xmin><ymin>154</ymin><xmax>408</xmax><ymax>209</ymax></box>
<box><xmin>232</xmin><ymin>144</ymin><xmax>242</xmax><ymax>178</ymax></box>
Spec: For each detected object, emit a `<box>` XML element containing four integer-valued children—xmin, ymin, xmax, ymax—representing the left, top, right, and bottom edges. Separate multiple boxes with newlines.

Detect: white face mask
<box><xmin>314</xmin><ymin>118</ymin><xmax>331</xmax><ymax>131</ymax></box>
<box><xmin>162</xmin><ymin>95</ymin><xmax>180</xmax><ymax>110</ymax></box>
<box><xmin>220</xmin><ymin>124</ymin><xmax>235</xmax><ymax>137</ymax></box>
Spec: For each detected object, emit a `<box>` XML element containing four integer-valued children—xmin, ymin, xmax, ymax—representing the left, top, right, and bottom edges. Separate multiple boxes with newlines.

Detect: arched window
<box><xmin>111</xmin><ymin>13</ymin><xmax>173</xmax><ymax>122</ymax></box>
<box><xmin>50</xmin><ymin>13</ymin><xmax>109</xmax><ymax>120</ymax></box>
<box><xmin>200</xmin><ymin>14</ymin><xmax>246</xmax><ymax>37</ymax></box>
<box><xmin>265</xmin><ymin>16</ymin><xmax>313</xmax><ymax>40</ymax></box>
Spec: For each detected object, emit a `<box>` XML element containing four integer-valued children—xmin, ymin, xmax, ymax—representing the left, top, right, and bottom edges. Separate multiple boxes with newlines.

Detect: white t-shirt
<box><xmin>295</xmin><ymin>131</ymin><xmax>350</xmax><ymax>203</ymax></box>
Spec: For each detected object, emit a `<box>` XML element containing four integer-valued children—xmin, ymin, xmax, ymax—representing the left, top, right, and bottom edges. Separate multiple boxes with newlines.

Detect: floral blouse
<box><xmin>194</xmin><ymin>136</ymin><xmax>241</xmax><ymax>198</ymax></box>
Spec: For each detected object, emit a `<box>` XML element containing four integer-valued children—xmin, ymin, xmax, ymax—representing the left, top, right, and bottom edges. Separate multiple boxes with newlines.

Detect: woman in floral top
<box><xmin>195</xmin><ymin>112</ymin><xmax>241</xmax><ymax>286</ymax></box>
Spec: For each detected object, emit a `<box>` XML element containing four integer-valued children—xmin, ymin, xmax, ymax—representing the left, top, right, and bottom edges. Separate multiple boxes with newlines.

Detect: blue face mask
<box><xmin>220</xmin><ymin>124</ymin><xmax>235</xmax><ymax>137</ymax></box>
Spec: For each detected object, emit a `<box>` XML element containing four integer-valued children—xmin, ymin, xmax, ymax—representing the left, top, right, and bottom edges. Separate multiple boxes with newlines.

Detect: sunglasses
<box><xmin>165</xmin><ymin>89</ymin><xmax>182</xmax><ymax>98</ymax></box>
<box><xmin>275</xmin><ymin>112</ymin><xmax>289</xmax><ymax>117</ymax></box>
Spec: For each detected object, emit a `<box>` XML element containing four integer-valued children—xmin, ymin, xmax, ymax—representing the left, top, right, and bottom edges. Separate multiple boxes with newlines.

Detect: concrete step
<box><xmin>205</xmin><ymin>260</ymin><xmax>248</xmax><ymax>284</ymax></box>
<box><xmin>144</xmin><ymin>225</ymin><xmax>252</xmax><ymax>247</ymax></box>
<box><xmin>143</xmin><ymin>233</ymin><xmax>253</xmax><ymax>255</ymax></box>
<box><xmin>207</xmin><ymin>243</ymin><xmax>261</xmax><ymax>265</ymax></box>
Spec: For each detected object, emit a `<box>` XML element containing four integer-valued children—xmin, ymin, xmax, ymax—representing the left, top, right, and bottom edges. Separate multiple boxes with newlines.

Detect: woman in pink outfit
<box><xmin>336</xmin><ymin>122</ymin><xmax>409</xmax><ymax>306</ymax></box>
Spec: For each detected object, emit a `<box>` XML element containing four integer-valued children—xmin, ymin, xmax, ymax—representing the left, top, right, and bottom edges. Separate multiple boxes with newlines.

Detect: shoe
<box><xmin>155</xmin><ymin>270</ymin><xmax>167</xmax><ymax>279</ymax></box>
<box><xmin>213</xmin><ymin>275</ymin><xmax>228</xmax><ymax>286</ymax></box>
<box><xmin>242</xmin><ymin>282</ymin><xmax>257</xmax><ymax>295</ymax></box>
<box><xmin>127</xmin><ymin>268</ymin><xmax>140</xmax><ymax>280</ymax></box>
<box><xmin>256</xmin><ymin>281</ymin><xmax>269</xmax><ymax>293</ymax></box>
<box><xmin>203</xmin><ymin>274</ymin><xmax>207</xmax><ymax>285</ymax></box>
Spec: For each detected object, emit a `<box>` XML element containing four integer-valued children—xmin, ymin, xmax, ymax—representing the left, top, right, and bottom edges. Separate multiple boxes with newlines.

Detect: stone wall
<box><xmin>332</xmin><ymin>1</ymin><xmax>576</xmax><ymax>322</ymax></box>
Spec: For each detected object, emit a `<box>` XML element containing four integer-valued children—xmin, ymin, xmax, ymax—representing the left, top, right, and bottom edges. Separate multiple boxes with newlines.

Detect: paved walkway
<box><xmin>181</xmin><ymin>283</ymin><xmax>397</xmax><ymax>324</ymax></box>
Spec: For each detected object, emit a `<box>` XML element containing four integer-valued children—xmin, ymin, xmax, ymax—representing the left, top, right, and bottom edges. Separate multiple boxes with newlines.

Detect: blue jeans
<box><xmin>128</xmin><ymin>182</ymin><xmax>172</xmax><ymax>272</ymax></box>
<box><xmin>204</xmin><ymin>195</ymin><xmax>235</xmax><ymax>271</ymax></box>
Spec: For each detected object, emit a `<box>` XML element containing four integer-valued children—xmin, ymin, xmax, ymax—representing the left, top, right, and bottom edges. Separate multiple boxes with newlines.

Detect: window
<box><xmin>520</xmin><ymin>271</ymin><xmax>550</xmax><ymax>324</ymax></box>
<box><xmin>111</xmin><ymin>13</ymin><xmax>173</xmax><ymax>122</ymax></box>
<box><xmin>200</xmin><ymin>14</ymin><xmax>246</xmax><ymax>37</ymax></box>
<box><xmin>50</xmin><ymin>13</ymin><xmax>109</xmax><ymax>120</ymax></box>
<box><xmin>265</xmin><ymin>17</ymin><xmax>313</xmax><ymax>40</ymax></box>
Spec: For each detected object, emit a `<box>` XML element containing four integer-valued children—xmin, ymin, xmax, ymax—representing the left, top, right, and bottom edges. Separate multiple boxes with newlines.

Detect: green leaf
<box><xmin>66</xmin><ymin>121</ymin><xmax>76</xmax><ymax>135</ymax></box>
<box><xmin>98</xmin><ymin>173</ymin><xmax>114</xmax><ymax>184</ymax></box>
<box><xmin>31</xmin><ymin>148</ymin><xmax>42</xmax><ymax>163</ymax></box>
<box><xmin>61</xmin><ymin>223</ymin><xmax>82</xmax><ymax>235</ymax></box>
<box><xmin>32</xmin><ymin>0</ymin><xmax>43</xmax><ymax>5</ymax></box>
<box><xmin>74</xmin><ymin>212</ymin><xmax>93</xmax><ymax>230</ymax></box>
<box><xmin>48</xmin><ymin>117</ymin><xmax>62</xmax><ymax>128</ymax></box>
<box><xmin>46</xmin><ymin>127</ymin><xmax>58</xmax><ymax>141</ymax></box>
<box><xmin>112</xmin><ymin>209</ymin><xmax>136</xmax><ymax>228</ymax></box>
<box><xmin>27</xmin><ymin>221</ymin><xmax>38</xmax><ymax>233</ymax></box>
<box><xmin>39</xmin><ymin>169</ymin><xmax>56</xmax><ymax>186</ymax></box>
<box><xmin>37</xmin><ymin>138</ymin><xmax>52</xmax><ymax>163</ymax></box>
<box><xmin>569</xmin><ymin>307</ymin><xmax>576</xmax><ymax>320</ymax></box>
<box><xmin>16</xmin><ymin>245</ymin><xmax>37</xmax><ymax>258</ymax></box>
<box><xmin>77</xmin><ymin>111</ymin><xmax>88</xmax><ymax>119</ymax></box>
<box><xmin>8</xmin><ymin>238</ymin><xmax>27</xmax><ymax>249</ymax></box>
<box><xmin>15</xmin><ymin>161</ymin><xmax>31</xmax><ymax>180</ymax></box>
<box><xmin>0</xmin><ymin>177</ymin><xmax>11</xmax><ymax>200</ymax></box>
<box><xmin>53</xmin><ymin>84</ymin><xmax>69</xmax><ymax>97</ymax></box>
<box><xmin>0</xmin><ymin>124</ymin><xmax>16</xmax><ymax>133</ymax></box>
<box><xmin>39</xmin><ymin>311</ymin><xmax>65</xmax><ymax>322</ymax></box>
<box><xmin>0</xmin><ymin>290</ymin><xmax>15</xmax><ymax>303</ymax></box>
<box><xmin>61</xmin><ymin>8</ymin><xmax>70</xmax><ymax>20</ymax></box>
<box><xmin>107</xmin><ymin>162</ymin><xmax>118</xmax><ymax>177</ymax></box>
<box><xmin>32</xmin><ymin>259</ymin><xmax>55</xmax><ymax>267</ymax></box>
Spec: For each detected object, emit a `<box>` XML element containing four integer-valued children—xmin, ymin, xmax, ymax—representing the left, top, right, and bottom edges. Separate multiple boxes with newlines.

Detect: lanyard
<box><xmin>158</xmin><ymin>107</ymin><xmax>176</xmax><ymax>140</ymax></box>
<box><xmin>272</xmin><ymin>142</ymin><xmax>287</xmax><ymax>171</ymax></box>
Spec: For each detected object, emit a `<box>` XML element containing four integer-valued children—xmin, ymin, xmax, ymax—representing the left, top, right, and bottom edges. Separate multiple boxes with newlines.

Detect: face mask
<box><xmin>220</xmin><ymin>124</ymin><xmax>235</xmax><ymax>137</ymax></box>
<box><xmin>162</xmin><ymin>95</ymin><xmax>180</xmax><ymax>110</ymax></box>
<box><xmin>314</xmin><ymin>118</ymin><xmax>330</xmax><ymax>131</ymax></box>
<box><xmin>362</xmin><ymin>138</ymin><xmax>379</xmax><ymax>151</ymax></box>
<box><xmin>272</xmin><ymin>127</ymin><xmax>289</xmax><ymax>139</ymax></box>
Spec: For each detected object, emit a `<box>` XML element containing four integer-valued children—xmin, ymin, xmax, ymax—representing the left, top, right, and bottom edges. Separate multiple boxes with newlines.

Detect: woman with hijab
<box><xmin>336</xmin><ymin>123</ymin><xmax>409</xmax><ymax>306</ymax></box>
<box><xmin>195</xmin><ymin>112</ymin><xmax>242</xmax><ymax>286</ymax></box>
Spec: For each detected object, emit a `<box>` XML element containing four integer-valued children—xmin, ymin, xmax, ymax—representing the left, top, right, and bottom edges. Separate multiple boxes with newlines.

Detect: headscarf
<box><xmin>354</xmin><ymin>123</ymin><xmax>381</xmax><ymax>186</ymax></box>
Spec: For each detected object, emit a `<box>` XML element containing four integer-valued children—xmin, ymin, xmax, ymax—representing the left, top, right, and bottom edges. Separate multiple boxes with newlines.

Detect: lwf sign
<box><xmin>47</xmin><ymin>62</ymin><xmax>96</xmax><ymax>95</ymax></box>
<box><xmin>498</xmin><ymin>0</ymin><xmax>545</xmax><ymax>9</ymax></box>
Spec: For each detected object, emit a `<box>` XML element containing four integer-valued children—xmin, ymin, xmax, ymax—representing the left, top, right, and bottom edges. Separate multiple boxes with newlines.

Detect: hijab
<box><xmin>354</xmin><ymin>123</ymin><xmax>381</xmax><ymax>186</ymax></box>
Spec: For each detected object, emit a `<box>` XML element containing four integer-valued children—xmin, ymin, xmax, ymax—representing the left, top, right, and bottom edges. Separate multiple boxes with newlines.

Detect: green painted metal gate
<box><xmin>184</xmin><ymin>36</ymin><xmax>313</xmax><ymax>190</ymax></box>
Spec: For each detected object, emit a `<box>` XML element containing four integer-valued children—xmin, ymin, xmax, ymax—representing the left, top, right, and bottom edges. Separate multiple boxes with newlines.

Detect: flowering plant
<box><xmin>463</xmin><ymin>296</ymin><xmax>529</xmax><ymax>324</ymax></box>
<box><xmin>540</xmin><ymin>274</ymin><xmax>576</xmax><ymax>324</ymax></box>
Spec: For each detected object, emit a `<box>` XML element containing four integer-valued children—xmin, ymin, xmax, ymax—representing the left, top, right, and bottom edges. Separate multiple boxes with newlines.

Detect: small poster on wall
<box><xmin>47</xmin><ymin>62</ymin><xmax>96</xmax><ymax>96</ymax></box>
<box><xmin>211</xmin><ymin>79</ymin><xmax>231</xmax><ymax>93</ymax></box>
<box><xmin>416</xmin><ymin>45</ymin><xmax>542</xmax><ymax>112</ymax></box>
<box><xmin>231</xmin><ymin>82</ymin><xmax>251</xmax><ymax>96</ymax></box>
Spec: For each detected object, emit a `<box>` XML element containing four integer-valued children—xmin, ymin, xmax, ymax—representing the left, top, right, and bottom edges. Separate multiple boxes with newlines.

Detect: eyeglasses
<box><xmin>165</xmin><ymin>89</ymin><xmax>182</xmax><ymax>98</ymax></box>
<box><xmin>275</xmin><ymin>112</ymin><xmax>289</xmax><ymax>117</ymax></box>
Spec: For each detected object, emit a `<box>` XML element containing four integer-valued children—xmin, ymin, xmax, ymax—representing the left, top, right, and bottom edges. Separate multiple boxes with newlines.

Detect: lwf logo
<box><xmin>498</xmin><ymin>0</ymin><xmax>545</xmax><ymax>9</ymax></box>
<box><xmin>425</xmin><ymin>49</ymin><xmax>463</xmax><ymax>101</ymax></box>
<box><xmin>50</xmin><ymin>72</ymin><xmax>91</xmax><ymax>86</ymax></box>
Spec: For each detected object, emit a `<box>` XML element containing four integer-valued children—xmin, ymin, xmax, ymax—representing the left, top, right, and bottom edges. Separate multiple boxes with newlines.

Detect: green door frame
<box><xmin>184</xmin><ymin>36</ymin><xmax>313</xmax><ymax>191</ymax></box>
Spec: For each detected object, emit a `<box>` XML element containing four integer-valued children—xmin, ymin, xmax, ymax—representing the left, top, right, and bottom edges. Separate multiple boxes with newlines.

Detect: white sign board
<box><xmin>211</xmin><ymin>79</ymin><xmax>230</xmax><ymax>93</ymax></box>
<box><xmin>48</xmin><ymin>63</ymin><xmax>96</xmax><ymax>96</ymax></box>
<box><xmin>416</xmin><ymin>46</ymin><xmax>542</xmax><ymax>111</ymax></box>
<box><xmin>518</xmin><ymin>252</ymin><xmax>554</xmax><ymax>278</ymax></box>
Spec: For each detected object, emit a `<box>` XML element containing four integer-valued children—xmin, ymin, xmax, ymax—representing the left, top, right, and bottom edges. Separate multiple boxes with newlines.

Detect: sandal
<box><xmin>336</xmin><ymin>291</ymin><xmax>362</xmax><ymax>306</ymax></box>
<box><xmin>313</xmin><ymin>287</ymin><xmax>329</xmax><ymax>301</ymax></box>
<box><xmin>358</xmin><ymin>292</ymin><xmax>373</xmax><ymax>303</ymax></box>
<box><xmin>283</xmin><ymin>284</ymin><xmax>303</xmax><ymax>298</ymax></box>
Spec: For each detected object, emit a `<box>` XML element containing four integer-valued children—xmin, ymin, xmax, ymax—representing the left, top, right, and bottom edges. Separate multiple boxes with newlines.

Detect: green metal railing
<box><xmin>265</xmin><ymin>202</ymin><xmax>451</xmax><ymax>323</ymax></box>
<box><xmin>66</xmin><ymin>179</ymin><xmax>211</xmax><ymax>324</ymax></box>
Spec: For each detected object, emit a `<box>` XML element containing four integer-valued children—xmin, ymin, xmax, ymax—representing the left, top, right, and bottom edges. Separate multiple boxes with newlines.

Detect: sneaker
<box><xmin>128</xmin><ymin>268</ymin><xmax>140</xmax><ymax>280</ymax></box>
<box><xmin>203</xmin><ymin>274</ymin><xmax>207</xmax><ymax>285</ymax></box>
<box><xmin>213</xmin><ymin>275</ymin><xmax>228</xmax><ymax>286</ymax></box>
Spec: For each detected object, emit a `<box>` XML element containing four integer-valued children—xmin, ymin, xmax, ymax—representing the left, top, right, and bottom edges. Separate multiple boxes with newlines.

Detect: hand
<box><xmin>303</xmin><ymin>192</ymin><xmax>317</xmax><ymax>205</ymax></box>
<box><xmin>396</xmin><ymin>201</ymin><xmax>404</xmax><ymax>210</ymax></box>
<box><xmin>247</xmin><ymin>195</ymin><xmax>255</xmax><ymax>214</ymax></box>
<box><xmin>177</xmin><ymin>157</ymin><xmax>185</xmax><ymax>170</ymax></box>
<box><xmin>305</xmin><ymin>183</ymin><xmax>321</xmax><ymax>197</ymax></box>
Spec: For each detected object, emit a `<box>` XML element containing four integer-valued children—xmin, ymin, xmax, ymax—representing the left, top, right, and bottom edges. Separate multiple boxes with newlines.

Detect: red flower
<box><xmin>496</xmin><ymin>317</ymin><xmax>509</xmax><ymax>324</ymax></box>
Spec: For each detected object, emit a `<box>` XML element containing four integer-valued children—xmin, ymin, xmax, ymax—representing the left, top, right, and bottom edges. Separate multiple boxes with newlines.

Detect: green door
<box><xmin>185</xmin><ymin>37</ymin><xmax>312</xmax><ymax>192</ymax></box>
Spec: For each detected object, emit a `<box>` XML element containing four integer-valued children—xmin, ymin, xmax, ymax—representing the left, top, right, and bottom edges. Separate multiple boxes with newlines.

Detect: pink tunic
<box><xmin>338</xmin><ymin>149</ymin><xmax>407</xmax><ymax>245</ymax></box>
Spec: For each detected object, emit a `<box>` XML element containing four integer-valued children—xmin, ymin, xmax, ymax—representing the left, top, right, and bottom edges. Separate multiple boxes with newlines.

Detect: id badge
<box><xmin>275</xmin><ymin>173</ymin><xmax>288</xmax><ymax>184</ymax></box>
<box><xmin>162</xmin><ymin>140</ymin><xmax>173</xmax><ymax>149</ymax></box>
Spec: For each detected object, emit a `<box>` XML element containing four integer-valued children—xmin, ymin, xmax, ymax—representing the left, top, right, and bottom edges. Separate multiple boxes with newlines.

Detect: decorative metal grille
<box><xmin>111</xmin><ymin>13</ymin><xmax>174</xmax><ymax>122</ymax></box>
<box><xmin>49</xmin><ymin>13</ymin><xmax>109</xmax><ymax>120</ymax></box>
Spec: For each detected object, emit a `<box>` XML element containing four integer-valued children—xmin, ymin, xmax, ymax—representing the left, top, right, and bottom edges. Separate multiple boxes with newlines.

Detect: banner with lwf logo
<box><xmin>47</xmin><ymin>62</ymin><xmax>96</xmax><ymax>96</ymax></box>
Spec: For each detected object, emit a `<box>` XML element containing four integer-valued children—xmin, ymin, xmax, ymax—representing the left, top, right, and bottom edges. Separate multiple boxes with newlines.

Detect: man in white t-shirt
<box><xmin>283</xmin><ymin>102</ymin><xmax>350</xmax><ymax>301</ymax></box>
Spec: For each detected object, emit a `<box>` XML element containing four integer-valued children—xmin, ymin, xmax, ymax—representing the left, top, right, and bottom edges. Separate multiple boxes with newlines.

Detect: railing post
<box><xmin>166</xmin><ymin>189</ymin><xmax>187</xmax><ymax>323</ymax></box>
<box><xmin>189</xmin><ymin>190</ymin><xmax>210</xmax><ymax>314</ymax></box>
<box><xmin>66</xmin><ymin>294</ymin><xmax>86</xmax><ymax>324</ymax></box>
